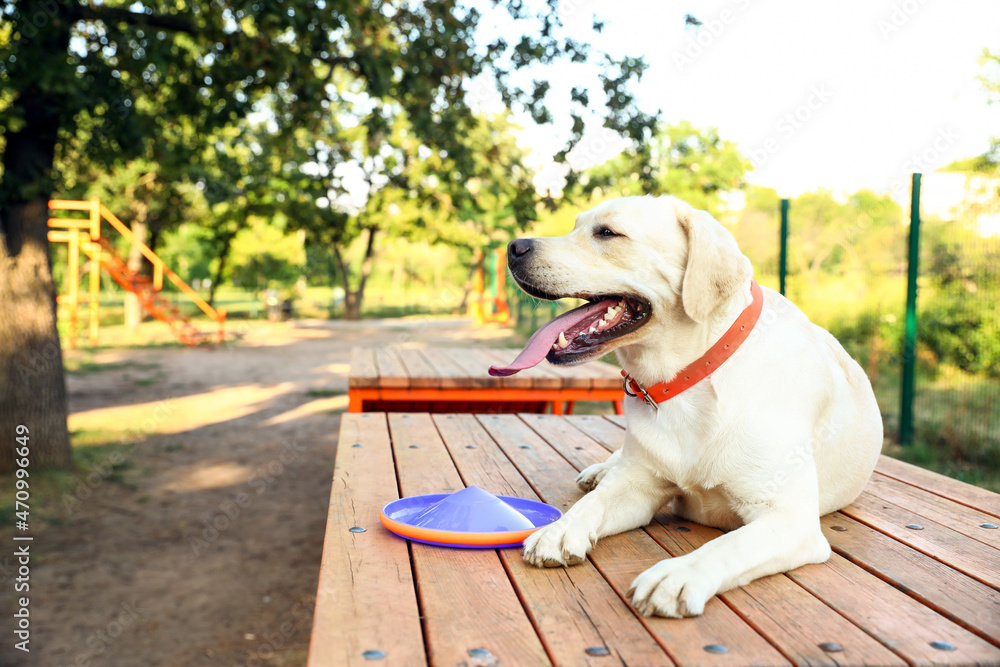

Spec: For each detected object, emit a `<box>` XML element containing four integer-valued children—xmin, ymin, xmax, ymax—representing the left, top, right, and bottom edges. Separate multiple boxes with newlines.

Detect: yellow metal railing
<box><xmin>47</xmin><ymin>198</ymin><xmax>226</xmax><ymax>347</ymax></box>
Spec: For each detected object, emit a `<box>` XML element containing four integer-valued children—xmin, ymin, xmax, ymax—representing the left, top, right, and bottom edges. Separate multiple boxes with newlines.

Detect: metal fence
<box><xmin>776</xmin><ymin>174</ymin><xmax>1000</xmax><ymax>471</ymax></box>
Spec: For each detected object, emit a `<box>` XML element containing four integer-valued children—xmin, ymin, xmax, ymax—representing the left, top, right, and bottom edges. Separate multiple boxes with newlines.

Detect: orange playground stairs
<box><xmin>47</xmin><ymin>198</ymin><xmax>226</xmax><ymax>348</ymax></box>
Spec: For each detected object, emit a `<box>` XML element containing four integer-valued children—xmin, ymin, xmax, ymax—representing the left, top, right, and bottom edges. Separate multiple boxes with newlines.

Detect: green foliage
<box><xmin>155</xmin><ymin>223</ymin><xmax>216</xmax><ymax>284</ymax></box>
<box><xmin>919</xmin><ymin>287</ymin><xmax>1000</xmax><ymax>377</ymax></box>
<box><xmin>576</xmin><ymin>121</ymin><xmax>751</xmax><ymax>217</ymax></box>
<box><xmin>941</xmin><ymin>155</ymin><xmax>1000</xmax><ymax>174</ymax></box>
<box><xmin>227</xmin><ymin>216</ymin><xmax>305</xmax><ymax>294</ymax></box>
<box><xmin>1</xmin><ymin>0</ymin><xmax>658</xmax><ymax>320</ymax></box>
<box><xmin>918</xmin><ymin>218</ymin><xmax>1000</xmax><ymax>377</ymax></box>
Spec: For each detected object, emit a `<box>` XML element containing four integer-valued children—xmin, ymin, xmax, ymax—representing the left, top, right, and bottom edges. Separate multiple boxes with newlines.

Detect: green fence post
<box><xmin>900</xmin><ymin>173</ymin><xmax>922</xmax><ymax>446</ymax></box>
<box><xmin>779</xmin><ymin>198</ymin><xmax>789</xmax><ymax>296</ymax></box>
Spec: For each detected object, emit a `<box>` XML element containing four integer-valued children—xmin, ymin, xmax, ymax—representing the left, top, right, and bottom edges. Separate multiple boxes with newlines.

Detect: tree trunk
<box><xmin>353</xmin><ymin>227</ymin><xmax>377</xmax><ymax>318</ymax></box>
<box><xmin>0</xmin><ymin>6</ymin><xmax>74</xmax><ymax>472</ymax></box>
<box><xmin>343</xmin><ymin>291</ymin><xmax>363</xmax><ymax>320</ymax></box>
<box><xmin>124</xmin><ymin>219</ymin><xmax>149</xmax><ymax>330</ymax></box>
<box><xmin>208</xmin><ymin>231</ymin><xmax>234</xmax><ymax>308</ymax></box>
<box><xmin>332</xmin><ymin>244</ymin><xmax>359</xmax><ymax>320</ymax></box>
<box><xmin>458</xmin><ymin>257</ymin><xmax>479</xmax><ymax>312</ymax></box>
<box><xmin>0</xmin><ymin>200</ymin><xmax>73</xmax><ymax>472</ymax></box>
<box><xmin>331</xmin><ymin>227</ymin><xmax>378</xmax><ymax>321</ymax></box>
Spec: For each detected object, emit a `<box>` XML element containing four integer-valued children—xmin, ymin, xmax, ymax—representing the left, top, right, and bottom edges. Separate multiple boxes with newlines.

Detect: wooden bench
<box><xmin>348</xmin><ymin>346</ymin><xmax>624</xmax><ymax>414</ymax></box>
<box><xmin>309</xmin><ymin>413</ymin><xmax>1000</xmax><ymax>666</ymax></box>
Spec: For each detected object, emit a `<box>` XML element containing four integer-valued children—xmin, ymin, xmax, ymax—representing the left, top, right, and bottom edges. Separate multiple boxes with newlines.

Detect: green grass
<box><xmin>305</xmin><ymin>389</ymin><xmax>346</xmax><ymax>398</ymax></box>
<box><xmin>64</xmin><ymin>355</ymin><xmax>161</xmax><ymax>376</ymax></box>
<box><xmin>0</xmin><ymin>434</ymin><xmax>138</xmax><ymax>530</ymax></box>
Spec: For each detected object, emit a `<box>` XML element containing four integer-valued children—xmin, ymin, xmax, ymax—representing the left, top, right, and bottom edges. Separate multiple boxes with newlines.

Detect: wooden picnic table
<box><xmin>309</xmin><ymin>412</ymin><xmax>1000</xmax><ymax>667</ymax></box>
<box><xmin>348</xmin><ymin>346</ymin><xmax>624</xmax><ymax>414</ymax></box>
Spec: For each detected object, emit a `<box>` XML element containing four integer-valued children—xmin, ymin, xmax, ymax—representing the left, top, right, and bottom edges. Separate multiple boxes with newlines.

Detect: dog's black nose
<box><xmin>508</xmin><ymin>238</ymin><xmax>534</xmax><ymax>265</ymax></box>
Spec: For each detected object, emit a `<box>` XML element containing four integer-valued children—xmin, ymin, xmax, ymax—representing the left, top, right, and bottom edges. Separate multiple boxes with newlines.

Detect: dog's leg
<box><xmin>628</xmin><ymin>507</ymin><xmax>830</xmax><ymax>618</ymax></box>
<box><xmin>523</xmin><ymin>456</ymin><xmax>678</xmax><ymax>568</ymax></box>
<box><xmin>576</xmin><ymin>448</ymin><xmax>621</xmax><ymax>492</ymax></box>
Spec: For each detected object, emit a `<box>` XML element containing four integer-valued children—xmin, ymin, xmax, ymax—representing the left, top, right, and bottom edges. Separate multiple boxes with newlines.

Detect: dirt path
<box><xmin>6</xmin><ymin>317</ymin><xmax>518</xmax><ymax>666</ymax></box>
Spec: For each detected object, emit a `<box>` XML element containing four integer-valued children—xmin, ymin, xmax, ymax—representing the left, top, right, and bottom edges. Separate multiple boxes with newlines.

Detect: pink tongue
<box><xmin>489</xmin><ymin>299</ymin><xmax>618</xmax><ymax>376</ymax></box>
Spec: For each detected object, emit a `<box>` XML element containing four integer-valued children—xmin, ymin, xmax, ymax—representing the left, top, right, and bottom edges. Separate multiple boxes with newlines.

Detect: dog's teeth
<box><xmin>558</xmin><ymin>332</ymin><xmax>568</xmax><ymax>347</ymax></box>
<box><xmin>597</xmin><ymin>319</ymin><xmax>610</xmax><ymax>330</ymax></box>
<box><xmin>588</xmin><ymin>325</ymin><xmax>597</xmax><ymax>334</ymax></box>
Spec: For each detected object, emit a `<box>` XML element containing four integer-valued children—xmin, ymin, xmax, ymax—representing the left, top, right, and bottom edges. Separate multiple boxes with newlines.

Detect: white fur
<box><xmin>518</xmin><ymin>195</ymin><xmax>883</xmax><ymax>618</ymax></box>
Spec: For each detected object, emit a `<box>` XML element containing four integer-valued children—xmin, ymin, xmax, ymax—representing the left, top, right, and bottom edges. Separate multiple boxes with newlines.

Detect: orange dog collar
<box><xmin>622</xmin><ymin>280</ymin><xmax>764</xmax><ymax>408</ymax></box>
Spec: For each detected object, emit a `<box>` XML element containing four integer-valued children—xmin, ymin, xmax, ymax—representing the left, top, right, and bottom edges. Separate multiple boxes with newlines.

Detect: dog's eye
<box><xmin>596</xmin><ymin>227</ymin><xmax>619</xmax><ymax>238</ymax></box>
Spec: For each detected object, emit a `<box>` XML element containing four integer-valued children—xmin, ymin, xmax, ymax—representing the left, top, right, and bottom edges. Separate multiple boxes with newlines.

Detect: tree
<box><xmin>576</xmin><ymin>121</ymin><xmax>750</xmax><ymax>217</ymax></box>
<box><xmin>356</xmin><ymin>111</ymin><xmax>538</xmax><ymax>314</ymax></box>
<box><xmin>0</xmin><ymin>0</ymin><xmax>657</xmax><ymax>469</ymax></box>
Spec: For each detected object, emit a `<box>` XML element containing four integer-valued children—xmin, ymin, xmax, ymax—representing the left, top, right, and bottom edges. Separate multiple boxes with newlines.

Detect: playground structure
<box><xmin>47</xmin><ymin>198</ymin><xmax>226</xmax><ymax>348</ymax></box>
<box><xmin>467</xmin><ymin>246</ymin><xmax>510</xmax><ymax>325</ymax></box>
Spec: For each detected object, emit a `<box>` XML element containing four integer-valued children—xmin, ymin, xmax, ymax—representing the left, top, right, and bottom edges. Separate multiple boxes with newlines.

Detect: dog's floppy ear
<box><xmin>676</xmin><ymin>201</ymin><xmax>753</xmax><ymax>323</ymax></box>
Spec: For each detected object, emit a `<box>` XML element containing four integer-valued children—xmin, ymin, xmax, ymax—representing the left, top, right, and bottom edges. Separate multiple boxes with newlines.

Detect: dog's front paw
<box><xmin>628</xmin><ymin>556</ymin><xmax>718</xmax><ymax>618</ymax></box>
<box><xmin>576</xmin><ymin>450</ymin><xmax>620</xmax><ymax>492</ymax></box>
<box><xmin>575</xmin><ymin>462</ymin><xmax>610</xmax><ymax>492</ymax></box>
<box><xmin>522</xmin><ymin>518</ymin><xmax>592</xmax><ymax>568</ymax></box>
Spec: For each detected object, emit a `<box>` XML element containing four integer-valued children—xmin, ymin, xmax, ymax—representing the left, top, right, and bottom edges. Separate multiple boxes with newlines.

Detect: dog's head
<box><xmin>490</xmin><ymin>195</ymin><xmax>752</xmax><ymax>375</ymax></box>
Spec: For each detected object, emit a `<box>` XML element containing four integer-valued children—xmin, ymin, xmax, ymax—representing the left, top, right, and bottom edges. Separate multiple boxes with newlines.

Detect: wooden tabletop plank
<box><xmin>541</xmin><ymin>357</ymin><xmax>623</xmax><ymax>390</ymax></box>
<box><xmin>588</xmin><ymin>358</ymin><xmax>626</xmax><ymax>385</ymax></box>
<box><xmin>534</xmin><ymin>358</ymin><xmax>598</xmax><ymax>389</ymax></box>
<box><xmin>435</xmin><ymin>415</ymin><xmax>675</xmax><ymax>666</ymax></box>
<box><xmin>842</xmin><ymin>492</ymin><xmax>1000</xmax><ymax>589</ymax></box>
<box><xmin>645</xmin><ymin>517</ymin><xmax>904</xmax><ymax>667</ymax></box>
<box><xmin>566</xmin><ymin>415</ymin><xmax>626</xmax><ymax>454</ymax></box>
<box><xmin>395</xmin><ymin>348</ymin><xmax>442</xmax><ymax>389</ymax></box>
<box><xmin>446</xmin><ymin>348</ymin><xmax>507</xmax><ymax>389</ymax></box>
<box><xmin>789</xmin><ymin>551</ymin><xmax>1000</xmax><ymax>665</ymax></box>
<box><xmin>417</xmin><ymin>348</ymin><xmax>478</xmax><ymax>390</ymax></box>
<box><xmin>484</xmin><ymin>348</ymin><xmax>565</xmax><ymax>389</ymax></box>
<box><xmin>519</xmin><ymin>413</ymin><xmax>615</xmax><ymax>471</ymax></box>
<box><xmin>348</xmin><ymin>347</ymin><xmax>379</xmax><ymax>388</ymax></box>
<box><xmin>385</xmin><ymin>413</ymin><xmax>551</xmax><ymax>666</ymax></box>
<box><xmin>822</xmin><ymin>512</ymin><xmax>1000</xmax><ymax>642</ymax></box>
<box><xmin>875</xmin><ymin>456</ymin><xmax>1000</xmax><ymax>519</ymax></box>
<box><xmin>373</xmin><ymin>347</ymin><xmax>410</xmax><ymax>389</ymax></box>
<box><xmin>865</xmin><ymin>473</ymin><xmax>1000</xmax><ymax>551</ymax></box>
<box><xmin>481</xmin><ymin>414</ymin><xmax>791</xmax><ymax>666</ymax></box>
<box><xmin>510</xmin><ymin>361</ymin><xmax>567</xmax><ymax>390</ymax></box>
<box><xmin>308</xmin><ymin>414</ymin><xmax>425</xmax><ymax>667</ymax></box>
<box><xmin>592</xmin><ymin>530</ymin><xmax>791</xmax><ymax>667</ymax></box>
<box><xmin>605</xmin><ymin>413</ymin><xmax>627</xmax><ymax>429</ymax></box>
<box><xmin>474</xmin><ymin>348</ymin><xmax>538</xmax><ymax>389</ymax></box>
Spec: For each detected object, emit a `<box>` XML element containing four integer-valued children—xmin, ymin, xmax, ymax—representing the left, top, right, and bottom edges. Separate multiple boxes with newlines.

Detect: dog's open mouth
<box><xmin>489</xmin><ymin>295</ymin><xmax>651</xmax><ymax>376</ymax></box>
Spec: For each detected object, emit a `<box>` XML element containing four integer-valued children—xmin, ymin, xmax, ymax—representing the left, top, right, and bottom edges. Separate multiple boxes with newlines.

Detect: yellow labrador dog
<box><xmin>490</xmin><ymin>195</ymin><xmax>882</xmax><ymax>618</ymax></box>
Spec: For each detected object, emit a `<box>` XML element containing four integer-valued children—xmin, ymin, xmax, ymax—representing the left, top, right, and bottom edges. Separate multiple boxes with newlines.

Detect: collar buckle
<box><xmin>622</xmin><ymin>373</ymin><xmax>659</xmax><ymax>410</ymax></box>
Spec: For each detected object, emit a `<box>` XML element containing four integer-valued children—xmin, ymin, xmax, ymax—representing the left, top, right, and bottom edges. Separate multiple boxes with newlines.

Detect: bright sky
<box><xmin>503</xmin><ymin>0</ymin><xmax>1000</xmax><ymax>198</ymax></box>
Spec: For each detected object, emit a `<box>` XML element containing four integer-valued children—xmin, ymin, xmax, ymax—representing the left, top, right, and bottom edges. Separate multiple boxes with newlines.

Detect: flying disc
<box><xmin>380</xmin><ymin>485</ymin><xmax>561</xmax><ymax>548</ymax></box>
